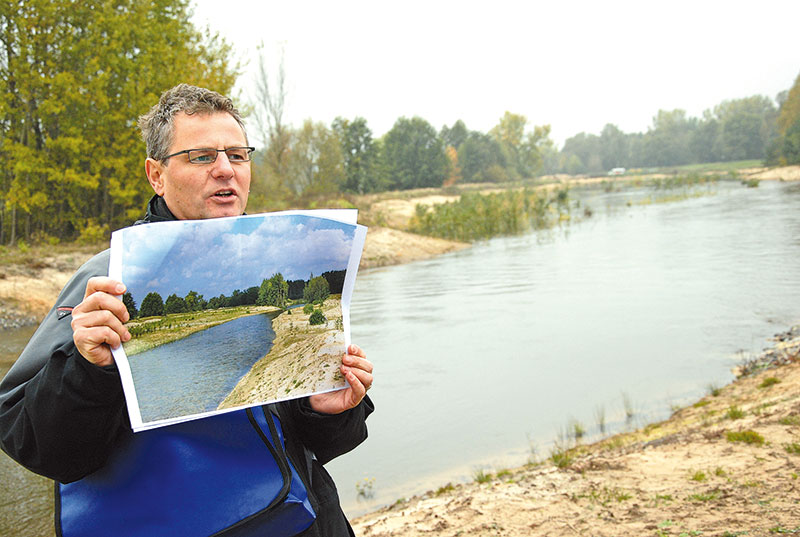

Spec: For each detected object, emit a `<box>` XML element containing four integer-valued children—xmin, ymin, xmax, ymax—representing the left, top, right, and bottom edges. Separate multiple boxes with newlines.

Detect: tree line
<box><xmin>124</xmin><ymin>270</ymin><xmax>344</xmax><ymax>319</ymax></box>
<box><xmin>2</xmin><ymin>2</ymin><xmax>799</xmax><ymax>246</ymax></box>
<box><xmin>549</xmin><ymin>88</ymin><xmax>800</xmax><ymax>175</ymax></box>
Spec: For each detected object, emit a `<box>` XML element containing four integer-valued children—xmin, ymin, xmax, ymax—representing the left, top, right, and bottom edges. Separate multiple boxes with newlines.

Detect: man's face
<box><xmin>145</xmin><ymin>112</ymin><xmax>251</xmax><ymax>220</ymax></box>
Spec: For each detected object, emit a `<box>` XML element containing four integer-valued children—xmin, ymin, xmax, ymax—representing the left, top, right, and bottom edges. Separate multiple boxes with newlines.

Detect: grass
<box><xmin>758</xmin><ymin>377</ymin><xmax>781</xmax><ymax>389</ymax></box>
<box><xmin>779</xmin><ymin>415</ymin><xmax>800</xmax><ymax>426</ymax></box>
<box><xmin>726</xmin><ymin>430</ymin><xmax>765</xmax><ymax>445</ymax></box>
<box><xmin>725</xmin><ymin>406</ymin><xmax>746</xmax><ymax>420</ymax></box>
<box><xmin>472</xmin><ymin>468</ymin><xmax>493</xmax><ymax>483</ymax></box>
<box><xmin>784</xmin><ymin>443</ymin><xmax>800</xmax><ymax>455</ymax></box>
<box><xmin>435</xmin><ymin>483</ymin><xmax>455</xmax><ymax>496</ymax></box>
<box><xmin>687</xmin><ymin>490</ymin><xmax>721</xmax><ymax>502</ymax></box>
<box><xmin>690</xmin><ymin>470</ymin><xmax>707</xmax><ymax>482</ymax></box>
<box><xmin>707</xmin><ymin>383</ymin><xmax>722</xmax><ymax>397</ymax></box>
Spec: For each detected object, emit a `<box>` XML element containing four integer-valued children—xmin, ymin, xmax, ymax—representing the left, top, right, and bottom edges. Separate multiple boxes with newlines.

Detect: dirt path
<box><xmin>352</xmin><ymin>327</ymin><xmax>800</xmax><ymax>536</ymax></box>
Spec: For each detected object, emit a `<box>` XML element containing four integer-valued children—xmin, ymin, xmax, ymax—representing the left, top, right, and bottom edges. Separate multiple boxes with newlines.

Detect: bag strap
<box><xmin>244</xmin><ymin>406</ymin><xmax>291</xmax><ymax>511</ymax></box>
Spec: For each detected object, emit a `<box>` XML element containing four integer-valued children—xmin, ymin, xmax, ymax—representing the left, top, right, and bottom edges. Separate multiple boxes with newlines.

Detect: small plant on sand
<box><xmin>707</xmin><ymin>383</ymin><xmax>722</xmax><ymax>397</ymax></box>
<box><xmin>693</xmin><ymin>400</ymin><xmax>711</xmax><ymax>408</ymax></box>
<box><xmin>435</xmin><ymin>483</ymin><xmax>455</xmax><ymax>496</ymax></box>
<box><xmin>726</xmin><ymin>406</ymin><xmax>745</xmax><ymax>420</ymax></box>
<box><xmin>726</xmin><ymin>430</ymin><xmax>765</xmax><ymax>445</ymax></box>
<box><xmin>690</xmin><ymin>470</ymin><xmax>707</xmax><ymax>482</ymax></box>
<box><xmin>714</xmin><ymin>467</ymin><xmax>728</xmax><ymax>477</ymax></box>
<box><xmin>779</xmin><ymin>415</ymin><xmax>800</xmax><ymax>426</ymax></box>
<box><xmin>687</xmin><ymin>490</ymin><xmax>721</xmax><ymax>502</ymax></box>
<box><xmin>784</xmin><ymin>443</ymin><xmax>800</xmax><ymax>455</ymax></box>
<box><xmin>759</xmin><ymin>377</ymin><xmax>781</xmax><ymax>389</ymax></box>
<box><xmin>472</xmin><ymin>468</ymin><xmax>493</xmax><ymax>483</ymax></box>
<box><xmin>496</xmin><ymin>469</ymin><xmax>513</xmax><ymax>480</ymax></box>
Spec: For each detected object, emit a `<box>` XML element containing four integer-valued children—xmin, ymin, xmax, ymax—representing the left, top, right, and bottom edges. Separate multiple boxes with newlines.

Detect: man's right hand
<box><xmin>71</xmin><ymin>277</ymin><xmax>131</xmax><ymax>367</ymax></box>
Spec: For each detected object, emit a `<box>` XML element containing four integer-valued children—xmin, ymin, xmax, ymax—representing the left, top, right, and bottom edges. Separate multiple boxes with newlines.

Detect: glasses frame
<box><xmin>162</xmin><ymin>146</ymin><xmax>256</xmax><ymax>164</ymax></box>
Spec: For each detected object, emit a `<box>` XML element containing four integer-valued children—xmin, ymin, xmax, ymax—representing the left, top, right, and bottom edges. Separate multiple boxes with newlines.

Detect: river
<box><xmin>129</xmin><ymin>312</ymin><xmax>276</xmax><ymax>423</ymax></box>
<box><xmin>1</xmin><ymin>180</ymin><xmax>799</xmax><ymax>533</ymax></box>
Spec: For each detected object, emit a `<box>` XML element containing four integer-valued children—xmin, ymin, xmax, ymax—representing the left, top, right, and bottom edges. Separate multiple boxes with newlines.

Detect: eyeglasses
<box><xmin>162</xmin><ymin>146</ymin><xmax>255</xmax><ymax>164</ymax></box>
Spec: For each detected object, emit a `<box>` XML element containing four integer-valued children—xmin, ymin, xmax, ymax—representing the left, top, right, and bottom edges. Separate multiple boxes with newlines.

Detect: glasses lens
<box><xmin>225</xmin><ymin>147</ymin><xmax>251</xmax><ymax>162</ymax></box>
<box><xmin>187</xmin><ymin>149</ymin><xmax>217</xmax><ymax>164</ymax></box>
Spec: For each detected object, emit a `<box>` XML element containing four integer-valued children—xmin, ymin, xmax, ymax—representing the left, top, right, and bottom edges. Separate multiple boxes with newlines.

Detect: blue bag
<box><xmin>55</xmin><ymin>405</ymin><xmax>316</xmax><ymax>537</ymax></box>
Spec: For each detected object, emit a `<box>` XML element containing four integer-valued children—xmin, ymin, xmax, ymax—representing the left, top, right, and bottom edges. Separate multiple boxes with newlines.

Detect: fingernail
<box><xmin>116</xmin><ymin>284</ymin><xmax>126</xmax><ymax>294</ymax></box>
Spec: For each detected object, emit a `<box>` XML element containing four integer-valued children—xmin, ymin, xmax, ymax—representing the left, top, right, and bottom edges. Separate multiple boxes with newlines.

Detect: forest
<box><xmin>2</xmin><ymin>1</ymin><xmax>799</xmax><ymax>245</ymax></box>
<box><xmin>124</xmin><ymin>270</ymin><xmax>345</xmax><ymax>319</ymax></box>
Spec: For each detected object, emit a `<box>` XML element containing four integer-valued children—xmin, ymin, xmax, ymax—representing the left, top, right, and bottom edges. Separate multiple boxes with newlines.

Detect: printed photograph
<box><xmin>112</xmin><ymin>213</ymin><xmax>362</xmax><ymax>427</ymax></box>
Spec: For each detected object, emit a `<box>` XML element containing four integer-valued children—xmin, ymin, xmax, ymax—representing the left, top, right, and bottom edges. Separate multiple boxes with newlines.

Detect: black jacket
<box><xmin>0</xmin><ymin>196</ymin><xmax>372</xmax><ymax>535</ymax></box>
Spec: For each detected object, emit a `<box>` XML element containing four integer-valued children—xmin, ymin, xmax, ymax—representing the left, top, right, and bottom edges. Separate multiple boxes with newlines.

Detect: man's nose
<box><xmin>211</xmin><ymin>152</ymin><xmax>235</xmax><ymax>178</ymax></box>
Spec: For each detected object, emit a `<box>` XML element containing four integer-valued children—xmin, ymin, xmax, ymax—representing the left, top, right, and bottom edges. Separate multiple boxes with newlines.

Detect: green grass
<box><xmin>707</xmin><ymin>384</ymin><xmax>722</xmax><ymax>397</ymax></box>
<box><xmin>652</xmin><ymin>159</ymin><xmax>761</xmax><ymax>174</ymax></box>
<box><xmin>687</xmin><ymin>490</ymin><xmax>721</xmax><ymax>502</ymax></box>
<box><xmin>472</xmin><ymin>468</ymin><xmax>493</xmax><ymax>483</ymax></box>
<box><xmin>726</xmin><ymin>430</ymin><xmax>765</xmax><ymax>445</ymax></box>
<box><xmin>726</xmin><ymin>406</ymin><xmax>746</xmax><ymax>420</ymax></box>
<box><xmin>779</xmin><ymin>415</ymin><xmax>800</xmax><ymax>426</ymax></box>
<box><xmin>784</xmin><ymin>443</ymin><xmax>800</xmax><ymax>455</ymax></box>
<box><xmin>435</xmin><ymin>483</ymin><xmax>455</xmax><ymax>496</ymax></box>
<box><xmin>758</xmin><ymin>377</ymin><xmax>781</xmax><ymax>388</ymax></box>
<box><xmin>690</xmin><ymin>470</ymin><xmax>707</xmax><ymax>482</ymax></box>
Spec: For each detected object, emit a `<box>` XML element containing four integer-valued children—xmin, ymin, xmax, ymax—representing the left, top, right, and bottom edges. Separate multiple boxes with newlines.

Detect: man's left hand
<box><xmin>309</xmin><ymin>344</ymin><xmax>373</xmax><ymax>414</ymax></box>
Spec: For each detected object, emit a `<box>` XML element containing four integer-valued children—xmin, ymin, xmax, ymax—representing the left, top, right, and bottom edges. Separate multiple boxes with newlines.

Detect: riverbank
<box><xmin>123</xmin><ymin>305</ymin><xmax>281</xmax><ymax>356</ymax></box>
<box><xmin>351</xmin><ymin>325</ymin><xmax>800</xmax><ymax>536</ymax></box>
<box><xmin>219</xmin><ymin>297</ymin><xmax>346</xmax><ymax>409</ymax></box>
<box><xmin>1</xmin><ymin>165</ymin><xmax>798</xmax><ymax>326</ymax></box>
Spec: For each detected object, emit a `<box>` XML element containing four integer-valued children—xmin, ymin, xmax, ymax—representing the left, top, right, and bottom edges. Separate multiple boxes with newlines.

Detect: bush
<box><xmin>303</xmin><ymin>303</ymin><xmax>314</xmax><ymax>315</ymax></box>
<box><xmin>309</xmin><ymin>309</ymin><xmax>326</xmax><ymax>325</ymax></box>
<box><xmin>726</xmin><ymin>430</ymin><xmax>764</xmax><ymax>445</ymax></box>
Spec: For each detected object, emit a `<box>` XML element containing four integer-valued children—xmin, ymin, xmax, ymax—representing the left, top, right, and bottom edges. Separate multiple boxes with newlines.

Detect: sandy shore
<box><xmin>352</xmin><ymin>327</ymin><xmax>800</xmax><ymax>536</ymax></box>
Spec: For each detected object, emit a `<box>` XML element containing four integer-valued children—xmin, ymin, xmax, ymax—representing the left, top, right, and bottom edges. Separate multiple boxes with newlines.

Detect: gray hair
<box><xmin>138</xmin><ymin>84</ymin><xmax>247</xmax><ymax>161</ymax></box>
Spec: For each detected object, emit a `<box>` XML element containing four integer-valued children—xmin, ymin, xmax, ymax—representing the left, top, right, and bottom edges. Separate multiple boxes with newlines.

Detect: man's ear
<box><xmin>145</xmin><ymin>158</ymin><xmax>166</xmax><ymax>196</ymax></box>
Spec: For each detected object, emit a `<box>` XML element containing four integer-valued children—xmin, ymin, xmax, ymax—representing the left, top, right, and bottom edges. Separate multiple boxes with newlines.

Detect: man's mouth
<box><xmin>213</xmin><ymin>190</ymin><xmax>235</xmax><ymax>198</ymax></box>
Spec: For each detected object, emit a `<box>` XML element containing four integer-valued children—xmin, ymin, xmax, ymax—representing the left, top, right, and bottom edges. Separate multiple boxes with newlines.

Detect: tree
<box><xmin>139</xmin><ymin>292</ymin><xmax>164</xmax><ymax>318</ymax></box>
<box><xmin>440</xmin><ymin>120</ymin><xmax>468</xmax><ymax>149</ymax></box>
<box><xmin>303</xmin><ymin>275</ymin><xmax>330</xmax><ymax>304</ymax></box>
<box><xmin>0</xmin><ymin>0</ymin><xmax>238</xmax><ymax>245</ymax></box>
<box><xmin>184</xmin><ymin>290</ymin><xmax>205</xmax><ymax>312</ymax></box>
<box><xmin>382</xmin><ymin>117</ymin><xmax>448</xmax><ymax>190</ymax></box>
<box><xmin>458</xmin><ymin>131</ymin><xmax>507</xmax><ymax>182</ymax></box>
<box><xmin>288</xmin><ymin>120</ymin><xmax>345</xmax><ymax>196</ymax></box>
<box><xmin>489</xmin><ymin>112</ymin><xmax>550</xmax><ymax>178</ymax></box>
<box><xmin>774</xmin><ymin>72</ymin><xmax>800</xmax><ymax>165</ymax></box>
<box><xmin>641</xmin><ymin>109</ymin><xmax>696</xmax><ymax>166</ymax></box>
<box><xmin>122</xmin><ymin>292</ymin><xmax>137</xmax><ymax>319</ymax></box>
<box><xmin>308</xmin><ymin>309</ymin><xmax>326</xmax><ymax>326</ymax></box>
<box><xmin>712</xmin><ymin>96</ymin><xmax>777</xmax><ymax>161</ymax></box>
<box><xmin>257</xmin><ymin>273</ymin><xmax>288</xmax><ymax>308</ymax></box>
<box><xmin>249</xmin><ymin>45</ymin><xmax>293</xmax><ymax>205</ymax></box>
<box><xmin>332</xmin><ymin>116</ymin><xmax>383</xmax><ymax>193</ymax></box>
<box><xmin>164</xmin><ymin>293</ymin><xmax>187</xmax><ymax>315</ymax></box>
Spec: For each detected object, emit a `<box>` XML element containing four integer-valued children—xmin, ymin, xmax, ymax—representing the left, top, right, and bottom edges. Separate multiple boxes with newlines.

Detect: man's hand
<box><xmin>309</xmin><ymin>344</ymin><xmax>373</xmax><ymax>415</ymax></box>
<box><xmin>71</xmin><ymin>277</ymin><xmax>131</xmax><ymax>367</ymax></box>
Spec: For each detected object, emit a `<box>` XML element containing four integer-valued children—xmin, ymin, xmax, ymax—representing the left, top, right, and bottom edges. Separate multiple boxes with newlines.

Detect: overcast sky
<box><xmin>191</xmin><ymin>0</ymin><xmax>799</xmax><ymax>147</ymax></box>
<box><xmin>120</xmin><ymin>215</ymin><xmax>356</xmax><ymax>304</ymax></box>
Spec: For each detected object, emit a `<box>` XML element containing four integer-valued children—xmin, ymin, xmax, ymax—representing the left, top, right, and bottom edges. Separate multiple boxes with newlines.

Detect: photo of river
<box><xmin>1</xmin><ymin>181</ymin><xmax>799</xmax><ymax>534</ymax></box>
<box><xmin>127</xmin><ymin>313</ymin><xmax>275</xmax><ymax>423</ymax></box>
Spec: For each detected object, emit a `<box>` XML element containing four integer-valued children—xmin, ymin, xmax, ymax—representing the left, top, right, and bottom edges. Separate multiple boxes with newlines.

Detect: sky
<box><xmin>119</xmin><ymin>214</ymin><xmax>356</xmax><ymax>304</ymax></box>
<box><xmin>191</xmin><ymin>0</ymin><xmax>800</xmax><ymax>148</ymax></box>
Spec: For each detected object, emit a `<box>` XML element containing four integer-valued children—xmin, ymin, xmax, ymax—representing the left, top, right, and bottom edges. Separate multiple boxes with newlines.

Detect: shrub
<box><xmin>302</xmin><ymin>303</ymin><xmax>314</xmax><ymax>314</ymax></box>
<box><xmin>726</xmin><ymin>430</ymin><xmax>764</xmax><ymax>445</ymax></box>
<box><xmin>309</xmin><ymin>309</ymin><xmax>326</xmax><ymax>325</ymax></box>
<box><xmin>758</xmin><ymin>377</ymin><xmax>781</xmax><ymax>389</ymax></box>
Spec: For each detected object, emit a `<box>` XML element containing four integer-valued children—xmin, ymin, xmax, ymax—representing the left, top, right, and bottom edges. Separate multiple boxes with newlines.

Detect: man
<box><xmin>0</xmin><ymin>84</ymin><xmax>374</xmax><ymax>535</ymax></box>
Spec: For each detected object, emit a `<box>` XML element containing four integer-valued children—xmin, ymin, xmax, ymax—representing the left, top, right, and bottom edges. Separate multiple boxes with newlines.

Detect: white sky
<box><xmin>191</xmin><ymin>0</ymin><xmax>800</xmax><ymax>148</ymax></box>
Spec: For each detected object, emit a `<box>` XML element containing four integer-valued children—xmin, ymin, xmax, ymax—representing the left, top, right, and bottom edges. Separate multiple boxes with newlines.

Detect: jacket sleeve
<box><xmin>283</xmin><ymin>395</ymin><xmax>374</xmax><ymax>465</ymax></box>
<box><xmin>0</xmin><ymin>250</ymin><xmax>129</xmax><ymax>483</ymax></box>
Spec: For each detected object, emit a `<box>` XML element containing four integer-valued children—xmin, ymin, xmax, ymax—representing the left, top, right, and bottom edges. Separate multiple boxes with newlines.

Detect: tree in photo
<box><xmin>303</xmin><ymin>276</ymin><xmax>330</xmax><ymax>304</ymax></box>
<box><xmin>164</xmin><ymin>294</ymin><xmax>187</xmax><ymax>315</ymax></box>
<box><xmin>122</xmin><ymin>292</ymin><xmax>138</xmax><ymax>319</ymax></box>
<box><xmin>139</xmin><ymin>292</ymin><xmax>164</xmax><ymax>318</ymax></box>
<box><xmin>258</xmin><ymin>273</ymin><xmax>289</xmax><ymax>308</ymax></box>
<box><xmin>308</xmin><ymin>309</ymin><xmax>326</xmax><ymax>326</ymax></box>
<box><xmin>184</xmin><ymin>290</ymin><xmax>205</xmax><ymax>312</ymax></box>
